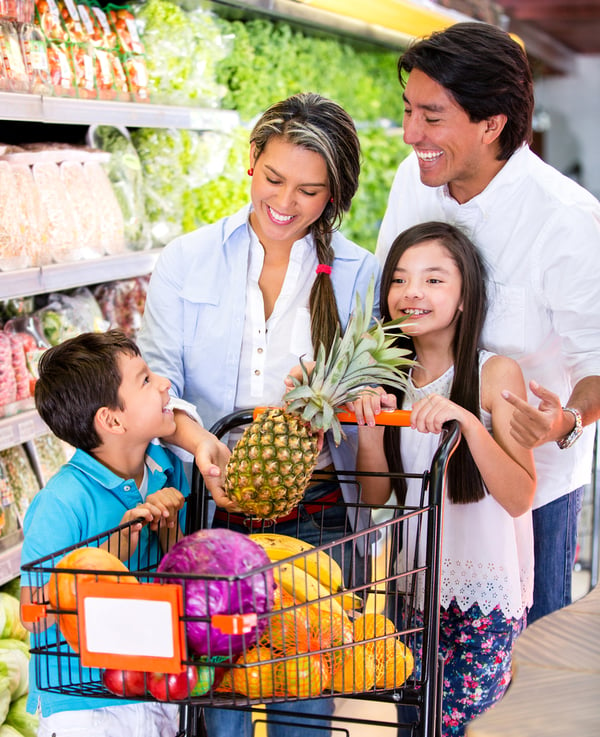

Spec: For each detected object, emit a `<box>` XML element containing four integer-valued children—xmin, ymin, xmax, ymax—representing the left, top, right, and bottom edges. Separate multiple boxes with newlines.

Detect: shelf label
<box><xmin>0</xmin><ymin>424</ymin><xmax>17</xmax><ymax>449</ymax></box>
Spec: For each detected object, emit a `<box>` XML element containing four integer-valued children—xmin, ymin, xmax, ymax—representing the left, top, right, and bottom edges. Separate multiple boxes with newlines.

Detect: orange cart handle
<box><xmin>253</xmin><ymin>407</ymin><xmax>412</xmax><ymax>427</ymax></box>
<box><xmin>21</xmin><ymin>602</ymin><xmax>48</xmax><ymax>623</ymax></box>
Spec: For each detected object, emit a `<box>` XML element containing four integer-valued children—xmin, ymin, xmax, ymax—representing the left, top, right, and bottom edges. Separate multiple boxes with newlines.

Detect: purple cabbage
<box><xmin>157</xmin><ymin>528</ymin><xmax>274</xmax><ymax>657</ymax></box>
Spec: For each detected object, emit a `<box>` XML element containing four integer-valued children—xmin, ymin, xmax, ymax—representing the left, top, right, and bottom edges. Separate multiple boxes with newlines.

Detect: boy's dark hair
<box><xmin>398</xmin><ymin>22</ymin><xmax>534</xmax><ymax>160</ymax></box>
<box><xmin>380</xmin><ymin>221</ymin><xmax>488</xmax><ymax>505</ymax></box>
<box><xmin>35</xmin><ymin>330</ymin><xmax>140</xmax><ymax>452</ymax></box>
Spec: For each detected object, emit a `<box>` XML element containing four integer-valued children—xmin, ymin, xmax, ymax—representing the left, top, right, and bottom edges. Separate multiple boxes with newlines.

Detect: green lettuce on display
<box><xmin>134</xmin><ymin>0</ymin><xmax>230</xmax><ymax>107</ymax></box>
<box><xmin>131</xmin><ymin>126</ymin><xmax>249</xmax><ymax>245</ymax></box>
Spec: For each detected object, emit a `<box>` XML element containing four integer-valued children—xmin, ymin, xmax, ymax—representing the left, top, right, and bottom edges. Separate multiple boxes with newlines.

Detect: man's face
<box><xmin>402</xmin><ymin>69</ymin><xmax>500</xmax><ymax>204</ymax></box>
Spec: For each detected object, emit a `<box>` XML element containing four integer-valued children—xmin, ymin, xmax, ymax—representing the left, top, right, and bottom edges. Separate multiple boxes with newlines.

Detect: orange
<box><xmin>331</xmin><ymin>642</ymin><xmax>376</xmax><ymax>693</ymax></box>
<box><xmin>231</xmin><ymin>646</ymin><xmax>278</xmax><ymax>699</ymax></box>
<box><xmin>307</xmin><ymin>605</ymin><xmax>354</xmax><ymax>677</ymax></box>
<box><xmin>353</xmin><ymin>613</ymin><xmax>414</xmax><ymax>689</ymax></box>
<box><xmin>275</xmin><ymin>653</ymin><xmax>328</xmax><ymax>698</ymax></box>
<box><xmin>48</xmin><ymin>547</ymin><xmax>137</xmax><ymax>652</ymax></box>
<box><xmin>260</xmin><ymin>607</ymin><xmax>310</xmax><ymax>656</ymax></box>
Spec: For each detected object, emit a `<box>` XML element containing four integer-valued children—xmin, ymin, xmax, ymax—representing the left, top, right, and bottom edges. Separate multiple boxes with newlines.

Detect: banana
<box><xmin>249</xmin><ymin>532</ymin><xmax>346</xmax><ymax>595</ymax></box>
<box><xmin>272</xmin><ymin>563</ymin><xmax>360</xmax><ymax>616</ymax></box>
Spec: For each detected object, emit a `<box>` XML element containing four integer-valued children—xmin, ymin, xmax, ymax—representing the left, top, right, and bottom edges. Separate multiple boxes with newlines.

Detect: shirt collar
<box><xmin>67</xmin><ymin>442</ymin><xmax>175</xmax><ymax>490</ymax></box>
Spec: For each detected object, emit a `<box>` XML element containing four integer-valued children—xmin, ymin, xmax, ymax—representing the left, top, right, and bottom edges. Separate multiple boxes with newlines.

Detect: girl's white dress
<box><xmin>400</xmin><ymin>350</ymin><xmax>534</xmax><ymax>620</ymax></box>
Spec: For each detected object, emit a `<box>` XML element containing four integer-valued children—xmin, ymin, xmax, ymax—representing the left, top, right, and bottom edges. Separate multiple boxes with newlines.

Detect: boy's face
<box><xmin>114</xmin><ymin>353</ymin><xmax>176</xmax><ymax>442</ymax></box>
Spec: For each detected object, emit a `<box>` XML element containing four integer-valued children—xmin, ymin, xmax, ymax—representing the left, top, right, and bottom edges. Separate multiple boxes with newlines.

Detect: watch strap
<box><xmin>556</xmin><ymin>406</ymin><xmax>583</xmax><ymax>449</ymax></box>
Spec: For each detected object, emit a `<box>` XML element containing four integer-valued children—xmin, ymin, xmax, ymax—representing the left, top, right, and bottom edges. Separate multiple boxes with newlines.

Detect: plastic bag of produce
<box><xmin>18</xmin><ymin>22</ymin><xmax>52</xmax><ymax>98</ymax></box>
<box><xmin>9</xmin><ymin>162</ymin><xmax>51</xmax><ymax>267</ymax></box>
<box><xmin>0</xmin><ymin>162</ymin><xmax>29</xmax><ymax>271</ymax></box>
<box><xmin>28</xmin><ymin>432</ymin><xmax>67</xmax><ymax>485</ymax></box>
<box><xmin>32</xmin><ymin>160</ymin><xmax>80</xmax><ymax>262</ymax></box>
<box><xmin>82</xmin><ymin>159</ymin><xmax>126</xmax><ymax>254</ymax></box>
<box><xmin>36</xmin><ymin>287</ymin><xmax>108</xmax><ymax>346</ymax></box>
<box><xmin>0</xmin><ymin>20</ymin><xmax>29</xmax><ymax>92</ymax></box>
<box><xmin>60</xmin><ymin>159</ymin><xmax>104</xmax><ymax>258</ymax></box>
<box><xmin>86</xmin><ymin>125</ymin><xmax>151</xmax><ymax>250</ymax></box>
<box><xmin>93</xmin><ymin>275</ymin><xmax>149</xmax><ymax>338</ymax></box>
<box><xmin>0</xmin><ymin>446</ymin><xmax>40</xmax><ymax>520</ymax></box>
<box><xmin>0</xmin><ymin>332</ymin><xmax>17</xmax><ymax>414</ymax></box>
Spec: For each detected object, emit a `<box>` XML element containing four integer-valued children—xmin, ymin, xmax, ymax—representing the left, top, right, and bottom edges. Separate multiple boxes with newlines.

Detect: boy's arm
<box><xmin>163</xmin><ymin>411</ymin><xmax>239</xmax><ymax>511</ymax></box>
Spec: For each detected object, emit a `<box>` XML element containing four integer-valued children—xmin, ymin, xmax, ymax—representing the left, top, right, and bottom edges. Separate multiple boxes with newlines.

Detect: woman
<box><xmin>138</xmin><ymin>92</ymin><xmax>381</xmax><ymax>737</ymax></box>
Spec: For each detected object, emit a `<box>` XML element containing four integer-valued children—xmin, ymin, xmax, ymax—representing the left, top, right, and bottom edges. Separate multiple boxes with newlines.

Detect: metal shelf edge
<box><xmin>0</xmin><ymin>248</ymin><xmax>162</xmax><ymax>300</ymax></box>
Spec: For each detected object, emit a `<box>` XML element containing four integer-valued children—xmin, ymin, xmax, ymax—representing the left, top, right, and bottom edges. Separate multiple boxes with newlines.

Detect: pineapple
<box><xmin>224</xmin><ymin>280</ymin><xmax>413</xmax><ymax>519</ymax></box>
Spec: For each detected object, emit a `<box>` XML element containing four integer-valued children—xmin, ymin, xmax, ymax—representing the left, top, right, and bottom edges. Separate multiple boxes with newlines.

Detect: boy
<box><xmin>20</xmin><ymin>330</ymin><xmax>223</xmax><ymax>736</ymax></box>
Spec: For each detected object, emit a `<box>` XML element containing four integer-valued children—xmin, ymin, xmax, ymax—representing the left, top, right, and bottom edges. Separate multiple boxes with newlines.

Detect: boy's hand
<box><xmin>144</xmin><ymin>487</ymin><xmax>185</xmax><ymax>530</ymax></box>
<box><xmin>193</xmin><ymin>429</ymin><xmax>241</xmax><ymax>511</ymax></box>
<box><xmin>114</xmin><ymin>488</ymin><xmax>184</xmax><ymax>559</ymax></box>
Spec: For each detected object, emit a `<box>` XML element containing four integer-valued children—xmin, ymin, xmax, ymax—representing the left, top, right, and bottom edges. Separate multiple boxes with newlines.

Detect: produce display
<box><xmin>225</xmin><ymin>282</ymin><xmax>412</xmax><ymax>518</ymax></box>
<box><xmin>0</xmin><ymin>446</ymin><xmax>40</xmax><ymax>521</ymax></box>
<box><xmin>0</xmin><ymin>590</ymin><xmax>36</xmax><ymax>737</ymax></box>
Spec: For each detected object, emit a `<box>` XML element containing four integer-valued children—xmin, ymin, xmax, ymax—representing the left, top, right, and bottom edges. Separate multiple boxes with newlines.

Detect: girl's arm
<box><xmin>411</xmin><ymin>355</ymin><xmax>536</xmax><ymax>517</ymax></box>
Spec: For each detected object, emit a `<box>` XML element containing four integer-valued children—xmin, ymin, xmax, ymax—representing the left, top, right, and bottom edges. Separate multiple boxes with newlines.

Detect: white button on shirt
<box><xmin>236</xmin><ymin>227</ymin><xmax>317</xmax><ymax>410</ymax></box>
<box><xmin>234</xmin><ymin>227</ymin><xmax>332</xmax><ymax>467</ymax></box>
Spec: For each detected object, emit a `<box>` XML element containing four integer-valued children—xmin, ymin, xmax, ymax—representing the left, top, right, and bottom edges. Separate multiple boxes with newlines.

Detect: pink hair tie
<box><xmin>316</xmin><ymin>264</ymin><xmax>332</xmax><ymax>275</ymax></box>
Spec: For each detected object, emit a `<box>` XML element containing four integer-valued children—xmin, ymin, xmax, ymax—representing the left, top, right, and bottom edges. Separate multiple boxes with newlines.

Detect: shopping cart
<box><xmin>22</xmin><ymin>409</ymin><xmax>460</xmax><ymax>737</ymax></box>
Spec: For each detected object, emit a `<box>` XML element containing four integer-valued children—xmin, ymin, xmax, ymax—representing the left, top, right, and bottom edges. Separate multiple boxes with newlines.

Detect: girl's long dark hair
<box><xmin>381</xmin><ymin>222</ymin><xmax>488</xmax><ymax>504</ymax></box>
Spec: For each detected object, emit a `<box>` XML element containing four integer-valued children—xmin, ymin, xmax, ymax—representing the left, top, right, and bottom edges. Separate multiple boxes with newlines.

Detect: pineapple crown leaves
<box><xmin>284</xmin><ymin>278</ymin><xmax>415</xmax><ymax>445</ymax></box>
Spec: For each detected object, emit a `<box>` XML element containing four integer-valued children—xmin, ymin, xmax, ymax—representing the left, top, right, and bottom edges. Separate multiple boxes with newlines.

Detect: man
<box><xmin>376</xmin><ymin>22</ymin><xmax>600</xmax><ymax>625</ymax></box>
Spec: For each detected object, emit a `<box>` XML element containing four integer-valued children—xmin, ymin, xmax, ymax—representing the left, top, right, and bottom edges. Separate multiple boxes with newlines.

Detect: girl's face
<box><xmin>249</xmin><ymin>136</ymin><xmax>331</xmax><ymax>251</ymax></box>
<box><xmin>388</xmin><ymin>240</ymin><xmax>463</xmax><ymax>342</ymax></box>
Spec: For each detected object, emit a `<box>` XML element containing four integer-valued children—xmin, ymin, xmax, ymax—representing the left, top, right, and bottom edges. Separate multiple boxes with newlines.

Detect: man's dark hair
<box><xmin>35</xmin><ymin>330</ymin><xmax>140</xmax><ymax>451</ymax></box>
<box><xmin>399</xmin><ymin>22</ymin><xmax>534</xmax><ymax>160</ymax></box>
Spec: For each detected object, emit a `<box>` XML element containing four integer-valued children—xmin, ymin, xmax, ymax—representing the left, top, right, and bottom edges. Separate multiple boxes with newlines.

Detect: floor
<box><xmin>253</xmin><ymin>569</ymin><xmax>594</xmax><ymax>737</ymax></box>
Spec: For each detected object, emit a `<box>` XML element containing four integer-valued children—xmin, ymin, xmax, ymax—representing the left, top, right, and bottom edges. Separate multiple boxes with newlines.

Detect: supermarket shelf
<box><xmin>0</xmin><ymin>409</ymin><xmax>49</xmax><ymax>451</ymax></box>
<box><xmin>0</xmin><ymin>92</ymin><xmax>240</xmax><ymax>130</ymax></box>
<box><xmin>0</xmin><ymin>535</ymin><xmax>23</xmax><ymax>587</ymax></box>
<box><xmin>209</xmin><ymin>0</ymin><xmax>469</xmax><ymax>49</ymax></box>
<box><xmin>0</xmin><ymin>248</ymin><xmax>162</xmax><ymax>300</ymax></box>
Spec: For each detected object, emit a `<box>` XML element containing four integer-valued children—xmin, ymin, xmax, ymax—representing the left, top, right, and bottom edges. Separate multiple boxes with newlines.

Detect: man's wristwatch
<box><xmin>556</xmin><ymin>407</ymin><xmax>583</xmax><ymax>449</ymax></box>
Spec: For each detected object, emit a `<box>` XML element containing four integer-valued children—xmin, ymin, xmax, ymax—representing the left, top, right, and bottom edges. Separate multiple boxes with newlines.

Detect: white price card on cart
<box><xmin>77</xmin><ymin>581</ymin><xmax>186</xmax><ymax>673</ymax></box>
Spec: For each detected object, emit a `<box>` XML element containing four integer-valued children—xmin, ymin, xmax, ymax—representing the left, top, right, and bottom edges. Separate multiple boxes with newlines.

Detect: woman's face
<box><xmin>249</xmin><ymin>136</ymin><xmax>331</xmax><ymax>251</ymax></box>
<box><xmin>387</xmin><ymin>240</ymin><xmax>463</xmax><ymax>343</ymax></box>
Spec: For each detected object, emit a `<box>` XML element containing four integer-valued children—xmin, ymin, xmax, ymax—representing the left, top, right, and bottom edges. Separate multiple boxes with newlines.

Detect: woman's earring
<box><xmin>247</xmin><ymin>168</ymin><xmax>254</xmax><ymax>176</ymax></box>
<box><xmin>330</xmin><ymin>197</ymin><xmax>334</xmax><ymax>203</ymax></box>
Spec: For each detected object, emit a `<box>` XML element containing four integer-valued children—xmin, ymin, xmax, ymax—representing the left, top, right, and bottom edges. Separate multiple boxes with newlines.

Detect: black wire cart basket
<box><xmin>22</xmin><ymin>409</ymin><xmax>460</xmax><ymax>737</ymax></box>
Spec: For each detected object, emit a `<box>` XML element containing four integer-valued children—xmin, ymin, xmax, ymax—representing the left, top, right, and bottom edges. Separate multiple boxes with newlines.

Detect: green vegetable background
<box><xmin>127</xmin><ymin>0</ymin><xmax>412</xmax><ymax>252</ymax></box>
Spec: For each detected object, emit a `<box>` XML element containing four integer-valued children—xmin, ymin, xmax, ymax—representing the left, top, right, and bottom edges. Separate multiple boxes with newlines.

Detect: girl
<box><xmin>353</xmin><ymin>221</ymin><xmax>535</xmax><ymax>737</ymax></box>
<box><xmin>138</xmin><ymin>92</ymin><xmax>381</xmax><ymax>737</ymax></box>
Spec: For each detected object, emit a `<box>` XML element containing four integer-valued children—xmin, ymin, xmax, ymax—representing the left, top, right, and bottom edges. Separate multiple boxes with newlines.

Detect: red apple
<box><xmin>102</xmin><ymin>668</ymin><xmax>147</xmax><ymax>697</ymax></box>
<box><xmin>147</xmin><ymin>665</ymin><xmax>198</xmax><ymax>701</ymax></box>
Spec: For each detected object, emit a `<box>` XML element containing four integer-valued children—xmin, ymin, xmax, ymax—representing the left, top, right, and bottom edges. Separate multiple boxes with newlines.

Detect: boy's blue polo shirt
<box><xmin>21</xmin><ymin>440</ymin><xmax>190</xmax><ymax>717</ymax></box>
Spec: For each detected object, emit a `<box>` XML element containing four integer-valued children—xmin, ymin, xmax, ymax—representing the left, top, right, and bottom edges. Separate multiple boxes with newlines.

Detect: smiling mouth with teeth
<box><xmin>403</xmin><ymin>309</ymin><xmax>430</xmax><ymax>315</ymax></box>
<box><xmin>416</xmin><ymin>151</ymin><xmax>443</xmax><ymax>162</ymax></box>
<box><xmin>267</xmin><ymin>205</ymin><xmax>294</xmax><ymax>223</ymax></box>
